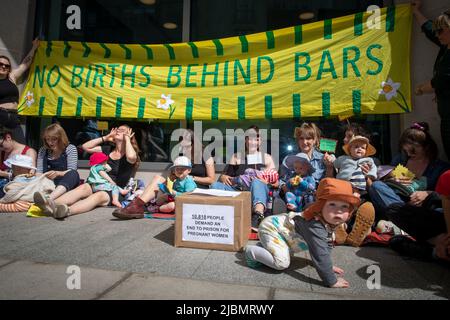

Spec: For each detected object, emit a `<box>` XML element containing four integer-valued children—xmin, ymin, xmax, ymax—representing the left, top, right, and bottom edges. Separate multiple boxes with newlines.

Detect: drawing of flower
<box><xmin>378</xmin><ymin>78</ymin><xmax>410</xmax><ymax>112</ymax></box>
<box><xmin>157</xmin><ymin>94</ymin><xmax>176</xmax><ymax>118</ymax></box>
<box><xmin>17</xmin><ymin>91</ymin><xmax>35</xmax><ymax>113</ymax></box>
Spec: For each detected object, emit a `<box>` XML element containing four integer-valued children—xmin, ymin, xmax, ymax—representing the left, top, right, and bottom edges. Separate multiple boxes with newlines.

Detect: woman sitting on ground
<box><xmin>33</xmin><ymin>123</ymin><xmax>80</xmax><ymax>213</ymax></box>
<box><xmin>112</xmin><ymin>128</ymin><xmax>215</xmax><ymax>219</ymax></box>
<box><xmin>37</xmin><ymin>125</ymin><xmax>139</xmax><ymax>219</ymax></box>
<box><xmin>368</xmin><ymin>122</ymin><xmax>450</xmax><ymax>259</ymax></box>
<box><xmin>210</xmin><ymin>125</ymin><xmax>277</xmax><ymax>230</ymax></box>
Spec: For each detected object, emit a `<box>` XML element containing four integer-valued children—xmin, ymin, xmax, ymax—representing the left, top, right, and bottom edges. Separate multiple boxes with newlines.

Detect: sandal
<box><xmin>346</xmin><ymin>202</ymin><xmax>375</xmax><ymax>247</ymax></box>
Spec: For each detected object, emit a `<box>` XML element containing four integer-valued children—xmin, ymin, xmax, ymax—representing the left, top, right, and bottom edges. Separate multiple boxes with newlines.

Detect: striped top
<box><xmin>37</xmin><ymin>144</ymin><xmax>78</xmax><ymax>173</ymax></box>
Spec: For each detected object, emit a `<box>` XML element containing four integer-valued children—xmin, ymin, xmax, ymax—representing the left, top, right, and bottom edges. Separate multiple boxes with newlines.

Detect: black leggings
<box><xmin>53</xmin><ymin>169</ymin><xmax>80</xmax><ymax>191</ymax></box>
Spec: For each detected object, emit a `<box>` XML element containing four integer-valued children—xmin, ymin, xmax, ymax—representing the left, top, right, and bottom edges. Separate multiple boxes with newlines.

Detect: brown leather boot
<box><xmin>112</xmin><ymin>197</ymin><xmax>146</xmax><ymax>219</ymax></box>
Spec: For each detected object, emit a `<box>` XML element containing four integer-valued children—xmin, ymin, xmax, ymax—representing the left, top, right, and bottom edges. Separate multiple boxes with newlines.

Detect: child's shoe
<box><xmin>334</xmin><ymin>223</ymin><xmax>348</xmax><ymax>245</ymax></box>
<box><xmin>244</xmin><ymin>248</ymin><xmax>262</xmax><ymax>269</ymax></box>
<box><xmin>346</xmin><ymin>202</ymin><xmax>375</xmax><ymax>247</ymax></box>
<box><xmin>375</xmin><ymin>220</ymin><xmax>406</xmax><ymax>235</ymax></box>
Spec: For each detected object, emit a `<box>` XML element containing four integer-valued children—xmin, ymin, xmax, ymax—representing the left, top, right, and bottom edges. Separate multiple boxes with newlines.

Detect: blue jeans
<box><xmin>368</xmin><ymin>181</ymin><xmax>404</xmax><ymax>218</ymax></box>
<box><xmin>211</xmin><ymin>179</ymin><xmax>269</xmax><ymax>210</ymax></box>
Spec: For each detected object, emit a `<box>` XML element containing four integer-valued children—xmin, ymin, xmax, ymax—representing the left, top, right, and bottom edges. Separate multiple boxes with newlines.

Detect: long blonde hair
<box><xmin>294</xmin><ymin>122</ymin><xmax>321</xmax><ymax>148</ymax></box>
<box><xmin>42</xmin><ymin>123</ymin><xmax>69</xmax><ymax>151</ymax></box>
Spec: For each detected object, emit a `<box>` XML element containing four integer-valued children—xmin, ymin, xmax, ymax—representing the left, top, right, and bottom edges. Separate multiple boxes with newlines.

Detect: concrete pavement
<box><xmin>0</xmin><ymin>208</ymin><xmax>449</xmax><ymax>300</ymax></box>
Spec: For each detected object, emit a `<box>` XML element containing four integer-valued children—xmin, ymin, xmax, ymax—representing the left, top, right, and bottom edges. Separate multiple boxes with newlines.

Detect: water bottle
<box><xmin>266</xmin><ymin>190</ymin><xmax>274</xmax><ymax>216</ymax></box>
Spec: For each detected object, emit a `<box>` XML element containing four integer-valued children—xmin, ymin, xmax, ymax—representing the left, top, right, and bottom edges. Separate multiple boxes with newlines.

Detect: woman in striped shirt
<box><xmin>33</xmin><ymin>123</ymin><xmax>80</xmax><ymax>212</ymax></box>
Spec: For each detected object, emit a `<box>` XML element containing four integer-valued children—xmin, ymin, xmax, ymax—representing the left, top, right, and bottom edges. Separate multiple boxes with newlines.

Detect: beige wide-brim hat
<box><xmin>342</xmin><ymin>135</ymin><xmax>376</xmax><ymax>157</ymax></box>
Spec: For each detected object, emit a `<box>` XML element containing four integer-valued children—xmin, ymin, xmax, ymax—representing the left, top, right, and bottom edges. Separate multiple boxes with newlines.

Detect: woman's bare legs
<box><xmin>49</xmin><ymin>185</ymin><xmax>67</xmax><ymax>200</ymax></box>
<box><xmin>159</xmin><ymin>202</ymin><xmax>175</xmax><ymax>213</ymax></box>
<box><xmin>139</xmin><ymin>175</ymin><xmax>166</xmax><ymax>203</ymax></box>
<box><xmin>55</xmin><ymin>183</ymin><xmax>93</xmax><ymax>206</ymax></box>
<box><xmin>68</xmin><ymin>191</ymin><xmax>110</xmax><ymax>216</ymax></box>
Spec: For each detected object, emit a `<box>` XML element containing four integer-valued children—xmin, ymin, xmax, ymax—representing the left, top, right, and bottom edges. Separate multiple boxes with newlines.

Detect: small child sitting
<box><xmin>231</xmin><ymin>168</ymin><xmax>279</xmax><ymax>191</ymax></box>
<box><xmin>151</xmin><ymin>156</ymin><xmax>197</xmax><ymax>213</ymax></box>
<box><xmin>245</xmin><ymin>178</ymin><xmax>360</xmax><ymax>288</ymax></box>
<box><xmin>334</xmin><ymin>135</ymin><xmax>378</xmax><ymax>194</ymax></box>
<box><xmin>3</xmin><ymin>154</ymin><xmax>36</xmax><ymax>183</ymax></box>
<box><xmin>280</xmin><ymin>153</ymin><xmax>316</xmax><ymax>212</ymax></box>
<box><xmin>87</xmin><ymin>152</ymin><xmax>128</xmax><ymax>208</ymax></box>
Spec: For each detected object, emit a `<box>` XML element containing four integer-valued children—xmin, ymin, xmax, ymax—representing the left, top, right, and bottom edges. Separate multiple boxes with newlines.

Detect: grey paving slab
<box><xmin>191</xmin><ymin>247</ymin><xmax>313</xmax><ymax>292</ymax></box>
<box><xmin>101</xmin><ymin>273</ymin><xmax>271</xmax><ymax>300</ymax></box>
<box><xmin>306</xmin><ymin>246</ymin><xmax>449</xmax><ymax>300</ymax></box>
<box><xmin>0</xmin><ymin>260</ymin><xmax>128</xmax><ymax>300</ymax></box>
<box><xmin>92</xmin><ymin>223</ymin><xmax>212</xmax><ymax>277</ymax></box>
<box><xmin>273</xmin><ymin>288</ymin><xmax>383</xmax><ymax>300</ymax></box>
<box><xmin>0</xmin><ymin>258</ymin><xmax>13</xmax><ymax>268</ymax></box>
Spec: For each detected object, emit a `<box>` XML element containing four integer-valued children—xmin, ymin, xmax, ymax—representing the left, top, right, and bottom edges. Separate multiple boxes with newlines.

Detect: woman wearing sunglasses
<box><xmin>0</xmin><ymin>38</ymin><xmax>39</xmax><ymax>135</ymax></box>
<box><xmin>412</xmin><ymin>1</ymin><xmax>450</xmax><ymax>159</ymax></box>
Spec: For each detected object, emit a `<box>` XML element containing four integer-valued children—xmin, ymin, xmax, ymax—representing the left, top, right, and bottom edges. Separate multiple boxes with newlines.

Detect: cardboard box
<box><xmin>174</xmin><ymin>191</ymin><xmax>251</xmax><ymax>252</ymax></box>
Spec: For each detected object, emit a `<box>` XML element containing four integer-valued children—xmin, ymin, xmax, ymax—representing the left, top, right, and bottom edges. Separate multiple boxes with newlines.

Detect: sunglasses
<box><xmin>0</xmin><ymin>63</ymin><xmax>11</xmax><ymax>70</ymax></box>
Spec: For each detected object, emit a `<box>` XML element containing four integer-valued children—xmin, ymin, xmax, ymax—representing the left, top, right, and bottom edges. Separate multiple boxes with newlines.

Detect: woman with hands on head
<box><xmin>37</xmin><ymin>124</ymin><xmax>140</xmax><ymax>219</ymax></box>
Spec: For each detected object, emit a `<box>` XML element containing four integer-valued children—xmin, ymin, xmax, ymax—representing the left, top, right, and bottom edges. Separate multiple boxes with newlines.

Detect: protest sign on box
<box><xmin>174</xmin><ymin>191</ymin><xmax>251</xmax><ymax>252</ymax></box>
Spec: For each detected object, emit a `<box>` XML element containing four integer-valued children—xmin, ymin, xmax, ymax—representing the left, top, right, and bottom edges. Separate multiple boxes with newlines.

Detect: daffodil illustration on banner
<box><xmin>17</xmin><ymin>91</ymin><xmax>35</xmax><ymax>113</ymax></box>
<box><xmin>378</xmin><ymin>78</ymin><xmax>410</xmax><ymax>112</ymax></box>
<box><xmin>157</xmin><ymin>94</ymin><xmax>176</xmax><ymax>119</ymax></box>
<box><xmin>19</xmin><ymin>4</ymin><xmax>412</xmax><ymax>120</ymax></box>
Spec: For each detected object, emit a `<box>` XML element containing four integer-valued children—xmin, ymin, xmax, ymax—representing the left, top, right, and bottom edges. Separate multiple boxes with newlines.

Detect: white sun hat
<box><xmin>169</xmin><ymin>156</ymin><xmax>192</xmax><ymax>170</ymax></box>
<box><xmin>4</xmin><ymin>154</ymin><xmax>36</xmax><ymax>170</ymax></box>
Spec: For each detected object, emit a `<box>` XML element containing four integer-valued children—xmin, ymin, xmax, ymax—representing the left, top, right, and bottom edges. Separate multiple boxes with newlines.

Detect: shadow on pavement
<box><xmin>355</xmin><ymin>246</ymin><xmax>450</xmax><ymax>299</ymax></box>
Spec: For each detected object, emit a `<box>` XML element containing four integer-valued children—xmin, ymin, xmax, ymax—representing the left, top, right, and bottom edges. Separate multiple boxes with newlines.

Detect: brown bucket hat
<box><xmin>303</xmin><ymin>178</ymin><xmax>360</xmax><ymax>221</ymax></box>
<box><xmin>342</xmin><ymin>135</ymin><xmax>376</xmax><ymax>157</ymax></box>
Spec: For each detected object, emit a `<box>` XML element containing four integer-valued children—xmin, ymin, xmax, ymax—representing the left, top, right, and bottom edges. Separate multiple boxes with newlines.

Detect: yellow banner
<box><xmin>19</xmin><ymin>5</ymin><xmax>412</xmax><ymax>120</ymax></box>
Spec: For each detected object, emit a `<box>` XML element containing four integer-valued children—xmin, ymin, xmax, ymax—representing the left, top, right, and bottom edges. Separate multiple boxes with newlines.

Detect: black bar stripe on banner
<box><xmin>354</xmin><ymin>12</ymin><xmax>363</xmax><ymax>36</ymax></box>
<box><xmin>293</xmin><ymin>94</ymin><xmax>301</xmax><ymax>119</ymax></box>
<box><xmin>324</xmin><ymin>19</ymin><xmax>332</xmax><ymax>39</ymax></box>
<box><xmin>213</xmin><ymin>39</ymin><xmax>224</xmax><ymax>56</ymax></box>
<box><xmin>353</xmin><ymin>90</ymin><xmax>361</xmax><ymax>115</ymax></box>
<box><xmin>96</xmin><ymin>97</ymin><xmax>102</xmax><ymax>118</ymax></box>
<box><xmin>81</xmin><ymin>42</ymin><xmax>91</xmax><ymax>57</ymax></box>
<box><xmin>188</xmin><ymin>42</ymin><xmax>199</xmax><ymax>58</ymax></box>
<box><xmin>186</xmin><ymin>98</ymin><xmax>193</xmax><ymax>120</ymax></box>
<box><xmin>99</xmin><ymin>43</ymin><xmax>111</xmax><ymax>58</ymax></box>
<box><xmin>386</xmin><ymin>6</ymin><xmax>395</xmax><ymax>32</ymax></box>
<box><xmin>266</xmin><ymin>31</ymin><xmax>275</xmax><ymax>49</ymax></box>
<box><xmin>115</xmin><ymin>97</ymin><xmax>122</xmax><ymax>118</ymax></box>
<box><xmin>238</xmin><ymin>96</ymin><xmax>245</xmax><ymax>120</ymax></box>
<box><xmin>239</xmin><ymin>36</ymin><xmax>249</xmax><ymax>53</ymax></box>
<box><xmin>164</xmin><ymin>44</ymin><xmax>176</xmax><ymax>60</ymax></box>
<box><xmin>56</xmin><ymin>97</ymin><xmax>63</xmax><ymax>117</ymax></box>
<box><xmin>211</xmin><ymin>97</ymin><xmax>219</xmax><ymax>120</ymax></box>
<box><xmin>76</xmin><ymin>97</ymin><xmax>82</xmax><ymax>117</ymax></box>
<box><xmin>119</xmin><ymin>44</ymin><xmax>131</xmax><ymax>59</ymax></box>
<box><xmin>38</xmin><ymin>96</ymin><xmax>45</xmax><ymax>116</ymax></box>
<box><xmin>63</xmin><ymin>41</ymin><xmax>71</xmax><ymax>57</ymax></box>
<box><xmin>138</xmin><ymin>98</ymin><xmax>145</xmax><ymax>119</ymax></box>
<box><xmin>46</xmin><ymin>41</ymin><xmax>52</xmax><ymax>57</ymax></box>
<box><xmin>140</xmin><ymin>45</ymin><xmax>153</xmax><ymax>60</ymax></box>
<box><xmin>294</xmin><ymin>25</ymin><xmax>302</xmax><ymax>44</ymax></box>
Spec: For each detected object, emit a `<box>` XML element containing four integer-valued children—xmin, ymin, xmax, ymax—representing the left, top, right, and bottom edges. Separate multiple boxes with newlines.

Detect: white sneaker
<box><xmin>33</xmin><ymin>191</ymin><xmax>56</xmax><ymax>216</ymax></box>
<box><xmin>53</xmin><ymin>204</ymin><xmax>69</xmax><ymax>219</ymax></box>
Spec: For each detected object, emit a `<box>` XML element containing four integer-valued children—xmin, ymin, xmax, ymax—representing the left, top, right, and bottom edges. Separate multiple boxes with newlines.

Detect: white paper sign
<box><xmin>182</xmin><ymin>203</ymin><xmax>235</xmax><ymax>245</ymax></box>
<box><xmin>246</xmin><ymin>152</ymin><xmax>263</xmax><ymax>165</ymax></box>
<box><xmin>190</xmin><ymin>188</ymin><xmax>241</xmax><ymax>197</ymax></box>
